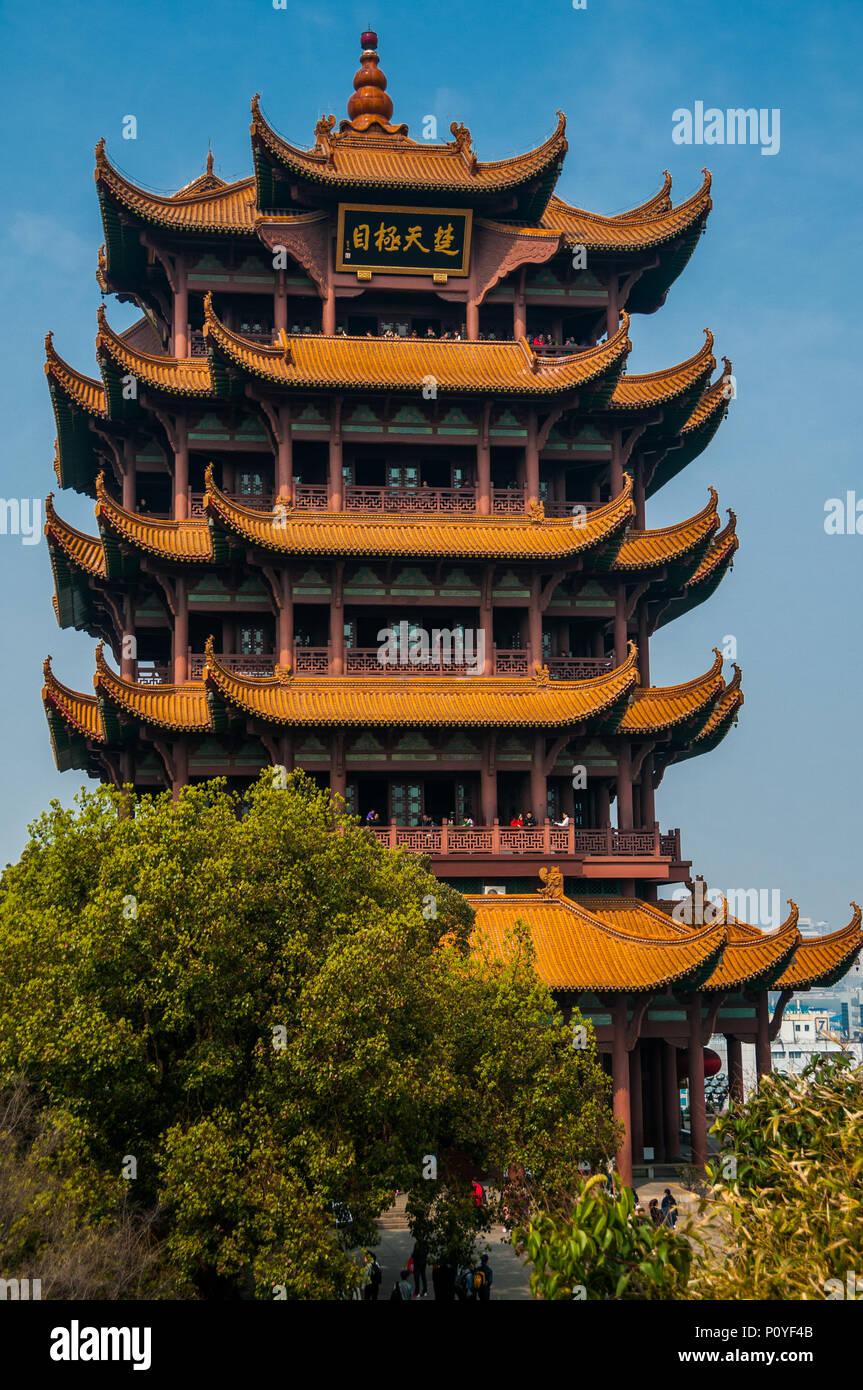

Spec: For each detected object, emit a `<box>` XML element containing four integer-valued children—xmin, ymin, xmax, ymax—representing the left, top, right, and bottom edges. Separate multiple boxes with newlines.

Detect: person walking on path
<box><xmin>364</xmin><ymin>1254</ymin><xmax>382</xmax><ymax>1300</ymax></box>
<box><xmin>661</xmin><ymin>1188</ymin><xmax>679</xmax><ymax>1229</ymax></box>
<box><xmin>411</xmin><ymin>1240</ymin><xmax>429</xmax><ymax>1298</ymax></box>
<box><xmin>473</xmin><ymin>1254</ymin><xmax>493</xmax><ymax>1301</ymax></box>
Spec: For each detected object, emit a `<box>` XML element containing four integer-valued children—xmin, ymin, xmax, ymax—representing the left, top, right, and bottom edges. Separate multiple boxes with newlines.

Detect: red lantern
<box><xmin>676</xmin><ymin>1047</ymin><xmax>722</xmax><ymax>1082</ymax></box>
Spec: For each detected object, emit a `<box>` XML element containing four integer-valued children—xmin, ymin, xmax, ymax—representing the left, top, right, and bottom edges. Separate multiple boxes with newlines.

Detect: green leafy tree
<box><xmin>0</xmin><ymin>773</ymin><xmax>616</xmax><ymax>1298</ymax></box>
<box><xmin>517</xmin><ymin>1174</ymin><xmax>692</xmax><ymax>1300</ymax></box>
<box><xmin>691</xmin><ymin>1053</ymin><xmax>863</xmax><ymax>1300</ymax></box>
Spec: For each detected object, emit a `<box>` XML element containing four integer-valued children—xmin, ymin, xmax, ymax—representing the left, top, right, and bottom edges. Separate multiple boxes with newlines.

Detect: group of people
<box><xmin>375</xmin><ymin>1248</ymin><xmax>494</xmax><ymax>1302</ymax></box>
<box><xmin>646</xmin><ymin>1189</ymin><xmax>679</xmax><ymax>1229</ymax></box>
<box><xmin>365</xmin><ymin>808</ymin><xmax>576</xmax><ymax>831</ymax></box>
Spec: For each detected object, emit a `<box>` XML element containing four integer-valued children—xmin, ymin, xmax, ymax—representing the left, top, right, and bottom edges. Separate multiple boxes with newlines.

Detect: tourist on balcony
<box><xmin>509</xmin><ymin>812</ymin><xmax>523</xmax><ymax>828</ymax></box>
<box><xmin>554</xmin><ymin>812</ymin><xmax>570</xmax><ymax>829</ymax></box>
<box><xmin>365</xmin><ymin>808</ymin><xmax>380</xmax><ymax>826</ymax></box>
<box><xmin>524</xmin><ymin>810</ymin><xmax>537</xmax><ymax>828</ymax></box>
<box><xmin>420</xmin><ymin>812</ymin><xmax>434</xmax><ymax>829</ymax></box>
<box><xmin>461</xmin><ymin>813</ymin><xmax>475</xmax><ymax>827</ymax></box>
<box><xmin>426</xmin><ymin>326</ymin><xmax>436</xmax><ymax>338</ymax></box>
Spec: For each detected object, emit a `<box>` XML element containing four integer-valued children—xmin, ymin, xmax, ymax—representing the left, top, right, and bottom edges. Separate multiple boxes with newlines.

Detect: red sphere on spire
<box><xmin>361</xmin><ymin>30</ymin><xmax>378</xmax><ymax>50</ymax></box>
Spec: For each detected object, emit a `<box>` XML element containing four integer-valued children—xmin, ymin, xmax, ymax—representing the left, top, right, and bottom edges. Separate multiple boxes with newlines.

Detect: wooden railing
<box><xmin>188</xmin><ymin>491</ymin><xmax>273</xmax><ymax>518</ymax></box>
<box><xmin>138</xmin><ymin>650</ymin><xmax>616</xmax><ymax>683</ymax></box>
<box><xmin>344</xmin><ymin>486</ymin><xmax>477</xmax><ymax>514</ymax></box>
<box><xmin>188</xmin><ymin>652</ymin><xmax>276</xmax><ymax>680</ymax></box>
<box><xmin>368</xmin><ymin>821</ymin><xmax>682</xmax><ymax>859</ymax></box>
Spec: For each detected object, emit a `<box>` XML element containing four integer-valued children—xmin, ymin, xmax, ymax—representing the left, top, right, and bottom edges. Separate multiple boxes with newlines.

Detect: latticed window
<box><xmin>345</xmin><ymin>781</ymin><xmax>357</xmax><ymax>816</ymax></box>
<box><xmin>239</xmin><ymin>471</ymin><xmax>264</xmax><ymax>497</ymax></box>
<box><xmin>391</xmin><ymin>782</ymin><xmax>422</xmax><ymax>825</ymax></box>
<box><xmin>388</xmin><ymin>465</ymin><xmax>418</xmax><ymax>490</ymax></box>
<box><xmin>239</xmin><ymin>625</ymin><xmax>265</xmax><ymax>655</ymax></box>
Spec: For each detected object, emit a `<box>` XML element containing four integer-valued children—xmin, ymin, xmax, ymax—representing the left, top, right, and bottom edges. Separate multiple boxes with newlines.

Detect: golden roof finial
<box><xmin>206</xmin><ymin>147</ymin><xmax>214</xmax><ymax>176</ymax></box>
<box><xmin>340</xmin><ymin>30</ymin><xmax>409</xmax><ymax>136</ymax></box>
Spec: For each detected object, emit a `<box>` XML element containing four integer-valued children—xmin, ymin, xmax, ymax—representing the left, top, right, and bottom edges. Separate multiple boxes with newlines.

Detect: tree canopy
<box><xmin>0</xmin><ymin>773</ymin><xmax>616</xmax><ymax>1298</ymax></box>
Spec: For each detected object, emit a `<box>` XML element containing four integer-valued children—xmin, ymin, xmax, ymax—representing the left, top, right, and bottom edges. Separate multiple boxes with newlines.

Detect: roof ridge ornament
<box><xmin>339</xmin><ymin>30</ymin><xmax>409</xmax><ymax>137</ymax></box>
<box><xmin>539</xmin><ymin>865</ymin><xmax>564</xmax><ymax>899</ymax></box>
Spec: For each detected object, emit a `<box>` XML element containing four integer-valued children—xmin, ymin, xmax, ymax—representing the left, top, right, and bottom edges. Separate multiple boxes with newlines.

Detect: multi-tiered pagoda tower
<box><xmin>43</xmin><ymin>32</ymin><xmax>860</xmax><ymax>1182</ymax></box>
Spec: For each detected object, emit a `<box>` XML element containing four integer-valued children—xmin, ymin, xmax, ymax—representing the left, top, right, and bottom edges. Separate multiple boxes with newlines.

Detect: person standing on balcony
<box><xmin>554</xmin><ymin>812</ymin><xmax>570</xmax><ymax>829</ymax></box>
<box><xmin>509</xmin><ymin>812</ymin><xmax>523</xmax><ymax>827</ymax></box>
<box><xmin>524</xmin><ymin>810</ymin><xmax>537</xmax><ymax>828</ymax></box>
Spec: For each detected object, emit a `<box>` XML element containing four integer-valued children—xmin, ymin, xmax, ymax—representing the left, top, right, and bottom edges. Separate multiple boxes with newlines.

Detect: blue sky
<box><xmin>1</xmin><ymin>0</ymin><xmax>861</xmax><ymax>927</ymax></box>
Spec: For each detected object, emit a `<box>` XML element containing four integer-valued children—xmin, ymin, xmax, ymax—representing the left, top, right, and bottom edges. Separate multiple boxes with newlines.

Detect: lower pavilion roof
<box><xmin>468</xmin><ymin>889</ymin><xmax>862</xmax><ymax>994</ymax></box>
<box><xmin>469</xmin><ymin>891</ymin><xmax>726</xmax><ymax>991</ymax></box>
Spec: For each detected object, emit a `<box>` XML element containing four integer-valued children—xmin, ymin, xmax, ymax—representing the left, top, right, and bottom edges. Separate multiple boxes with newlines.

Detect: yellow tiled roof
<box><xmin>95</xmin><ymin>141</ymin><xmax>258</xmax><ymax>232</ymax></box>
<box><xmin>203</xmin><ymin>295</ymin><xmax>631</xmax><ymax>396</ymax></box>
<box><xmin>542</xmin><ymin>171</ymin><xmax>712</xmax><ymax>249</ymax></box>
<box><xmin>44</xmin><ymin>333</ymin><xmax>106</xmax><ymax>415</ymax></box>
<box><xmin>42</xmin><ymin>657</ymin><xmax>105</xmax><ymax>741</ymax></box>
<box><xmin>693</xmin><ymin>663</ymin><xmax>743</xmax><ymax>743</ymax></box>
<box><xmin>45</xmin><ymin>494</ymin><xmax>107</xmax><ymax>577</ymax></box>
<box><xmin>702</xmin><ymin>906</ymin><xmax>801</xmax><ymax>989</ymax></box>
<box><xmin>252</xmin><ymin>98</ymin><xmax>568</xmax><ymax>194</ymax></box>
<box><xmin>614</xmin><ymin>488</ymin><xmax>718</xmax><ymax>570</ymax></box>
<box><xmin>688</xmin><ymin>510</ymin><xmax>738</xmax><ymax>588</ymax></box>
<box><xmin>618</xmin><ymin>649</ymin><xmax>725</xmax><ymax>733</ymax></box>
<box><xmin>95</xmin><ymin>476</ymin><xmax>212</xmax><ymax>562</ymax></box>
<box><xmin>203</xmin><ymin>637</ymin><xmax>639</xmax><ymax>728</ymax></box>
<box><xmin>96</xmin><ymin>307</ymin><xmax>213</xmax><ymax>396</ymax></box>
<box><xmin>682</xmin><ymin>359</ymin><xmax>731</xmax><ymax>434</ymax></box>
<box><xmin>774</xmin><ymin>907</ymin><xmax>863</xmax><ymax>988</ymax></box>
<box><xmin>583</xmin><ymin>895</ymin><xmax>801</xmax><ymax>990</ymax></box>
<box><xmin>94</xmin><ymin>644</ymin><xmax>211</xmax><ymax>732</ymax></box>
<box><xmin>610</xmin><ymin>331</ymin><xmax>714</xmax><ymax>410</ymax></box>
<box><xmin>204</xmin><ymin>468</ymin><xmax>635</xmax><ymax>559</ymax></box>
<box><xmin>469</xmin><ymin>892</ymin><xmax>726</xmax><ymax>991</ymax></box>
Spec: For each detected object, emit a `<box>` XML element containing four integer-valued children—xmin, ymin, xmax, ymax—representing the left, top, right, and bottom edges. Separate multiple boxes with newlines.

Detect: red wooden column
<box><xmin>611</xmin><ymin>998</ymin><xmax>633</xmax><ymax>1188</ymax></box>
<box><xmin>755</xmin><ymin>993</ymin><xmax>772</xmax><ymax>1083</ymax></box>
<box><xmin>173</xmin><ymin>419</ymin><xmax>189</xmax><ymax>521</ymax></box>
<box><xmin>480</xmin><ymin>568</ymin><xmax>494</xmax><ymax>675</ymax></box>
<box><xmin>525</xmin><ymin>410</ymin><xmax>540</xmax><ymax>511</ymax></box>
<box><xmin>637</xmin><ymin>605</ymin><xmax>650</xmax><ymax>686</ymax></box>
<box><xmin>726</xmin><ymin>1033</ymin><xmax>744</xmax><ymax>1105</ymax></box>
<box><xmin>173</xmin><ymin>578</ymin><xmax>188</xmax><ymax>685</ymax></box>
<box><xmin>330</xmin><ymin>562</ymin><xmax>345</xmax><ymax>675</ymax></box>
<box><xmin>274</xmin><ymin>268</ymin><xmax>287</xmax><ymax>334</ymax></box>
<box><xmin>122</xmin><ymin>438</ymin><xmax>136</xmax><ymax>510</ymax></box>
<box><xmin>688</xmin><ymin>993</ymin><xmax>707</xmax><ymax>1169</ymax></box>
<box><xmin>172</xmin><ymin>261</ymin><xmax>188</xmax><ymax>358</ymax></box>
<box><xmin>330</xmin><ymin>733</ymin><xmax>346</xmax><ymax>805</ymax></box>
<box><xmin>663</xmin><ymin>1041</ymin><xmax>681</xmax><ymax>1160</ymax></box>
<box><xmin>640</xmin><ymin>752</ymin><xmax>656</xmax><ymax>828</ymax></box>
<box><xmin>616</xmin><ymin>743</ymin><xmax>633</xmax><ymax>831</ymax></box>
<box><xmin>476</xmin><ymin>402</ymin><xmax>491</xmax><ymax>515</ymax></box>
<box><xmin>513</xmin><ymin>267</ymin><xmax>527</xmax><ymax>340</ymax></box>
<box><xmin>645</xmin><ymin>1040</ymin><xmax>665</xmax><ymax>1161</ymax></box>
<box><xmin>276</xmin><ymin>405</ymin><xmax>293</xmax><ymax>502</ymax></box>
<box><xmin>629</xmin><ymin>1043</ymin><xmax>644</xmax><ymax>1167</ymax></box>
<box><xmin>481</xmin><ymin>735</ymin><xmax>497</xmax><ymax>826</ymax></box>
<box><xmin>278</xmin><ymin>570</ymin><xmax>293</xmax><ymax>669</ymax></box>
<box><xmin>121</xmin><ymin>595</ymin><xmax>136</xmax><ymax>681</ymax></box>
<box><xmin>328</xmin><ymin>397</ymin><xmax>343</xmax><ymax>510</ymax></box>
<box><xmin>528</xmin><ymin>575</ymin><xmax>542</xmax><ymax>672</ymax></box>
<box><xmin>530</xmin><ymin>734</ymin><xmax>546</xmax><ymax>823</ymax></box>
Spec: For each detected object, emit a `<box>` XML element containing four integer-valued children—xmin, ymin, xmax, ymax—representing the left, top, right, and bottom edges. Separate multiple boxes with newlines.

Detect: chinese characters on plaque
<box><xmin>337</xmin><ymin>204</ymin><xmax>472</xmax><ymax>276</ymax></box>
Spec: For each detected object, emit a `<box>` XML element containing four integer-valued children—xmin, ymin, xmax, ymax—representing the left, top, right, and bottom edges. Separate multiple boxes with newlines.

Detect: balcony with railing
<box><xmin>138</xmin><ymin>650</ymin><xmax>615</xmax><ymax>683</ymax></box>
<box><xmin>183</xmin><ymin>486</ymin><xmax>603</xmax><ymax>520</ymax></box>
<box><xmin>367</xmin><ymin>820</ymin><xmax>685</xmax><ymax>881</ymax></box>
